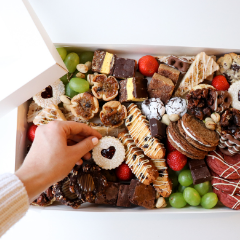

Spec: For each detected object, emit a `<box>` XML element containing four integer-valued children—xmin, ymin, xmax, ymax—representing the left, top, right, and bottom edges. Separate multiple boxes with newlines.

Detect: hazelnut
<box><xmin>155</xmin><ymin>197</ymin><xmax>167</xmax><ymax>208</ymax></box>
<box><xmin>161</xmin><ymin>114</ymin><xmax>170</xmax><ymax>125</ymax></box>
<box><xmin>85</xmin><ymin>61</ymin><xmax>92</xmax><ymax>70</ymax></box>
<box><xmin>87</xmin><ymin>74</ymin><xmax>95</xmax><ymax>86</ymax></box>
<box><xmin>76</xmin><ymin>64</ymin><xmax>88</xmax><ymax>73</ymax></box>
<box><xmin>169</xmin><ymin>114</ymin><xmax>180</xmax><ymax>122</ymax></box>
<box><xmin>211</xmin><ymin>112</ymin><xmax>220</xmax><ymax>123</ymax></box>
<box><xmin>205</xmin><ymin>117</ymin><xmax>213</xmax><ymax>123</ymax></box>
<box><xmin>76</xmin><ymin>72</ymin><xmax>85</xmax><ymax>79</ymax></box>
<box><xmin>205</xmin><ymin>120</ymin><xmax>216</xmax><ymax>130</ymax></box>
<box><xmin>63</xmin><ymin>103</ymin><xmax>71</xmax><ymax>112</ymax></box>
<box><xmin>60</xmin><ymin>95</ymin><xmax>71</xmax><ymax>105</ymax></box>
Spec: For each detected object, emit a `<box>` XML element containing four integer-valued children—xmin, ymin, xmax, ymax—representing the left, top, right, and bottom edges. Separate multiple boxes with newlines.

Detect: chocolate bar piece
<box><xmin>158</xmin><ymin>64</ymin><xmax>180</xmax><ymax>85</ymax></box>
<box><xmin>112</xmin><ymin>57</ymin><xmax>137</xmax><ymax>79</ymax></box>
<box><xmin>119</xmin><ymin>77</ymin><xmax>148</xmax><ymax>103</ymax></box>
<box><xmin>92</xmin><ymin>50</ymin><xmax>116</xmax><ymax>75</ymax></box>
<box><xmin>128</xmin><ymin>179</ymin><xmax>155</xmax><ymax>209</ymax></box>
<box><xmin>188</xmin><ymin>159</ymin><xmax>206</xmax><ymax>170</ymax></box>
<box><xmin>149</xmin><ymin>118</ymin><xmax>166</xmax><ymax>140</ymax></box>
<box><xmin>148</xmin><ymin>73</ymin><xmax>174</xmax><ymax>104</ymax></box>
<box><xmin>116</xmin><ymin>185</ymin><xmax>131</xmax><ymax>208</ymax></box>
<box><xmin>95</xmin><ymin>182</ymin><xmax>119</xmax><ymax>205</ymax></box>
<box><xmin>191</xmin><ymin>167</ymin><xmax>212</xmax><ymax>184</ymax></box>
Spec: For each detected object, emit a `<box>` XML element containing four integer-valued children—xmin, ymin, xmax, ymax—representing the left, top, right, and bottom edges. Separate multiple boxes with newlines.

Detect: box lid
<box><xmin>0</xmin><ymin>0</ymin><xmax>67</xmax><ymax>118</ymax></box>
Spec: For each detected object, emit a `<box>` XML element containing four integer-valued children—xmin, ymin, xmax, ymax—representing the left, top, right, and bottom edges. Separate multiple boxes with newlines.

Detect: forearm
<box><xmin>0</xmin><ymin>173</ymin><xmax>29</xmax><ymax>237</ymax></box>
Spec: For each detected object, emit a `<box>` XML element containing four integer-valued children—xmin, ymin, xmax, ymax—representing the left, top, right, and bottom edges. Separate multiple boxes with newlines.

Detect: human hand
<box><xmin>15</xmin><ymin>121</ymin><xmax>102</xmax><ymax>203</ymax></box>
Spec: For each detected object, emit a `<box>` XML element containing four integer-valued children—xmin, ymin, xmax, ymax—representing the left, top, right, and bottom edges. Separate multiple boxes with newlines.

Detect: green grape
<box><xmin>183</xmin><ymin>187</ymin><xmax>201</xmax><ymax>206</ymax></box>
<box><xmin>201</xmin><ymin>192</ymin><xmax>218</xmax><ymax>209</ymax></box>
<box><xmin>169</xmin><ymin>193</ymin><xmax>187</xmax><ymax>208</ymax></box>
<box><xmin>79</xmin><ymin>51</ymin><xmax>94</xmax><ymax>63</ymax></box>
<box><xmin>69</xmin><ymin>78</ymin><xmax>90</xmax><ymax>93</ymax></box>
<box><xmin>60</xmin><ymin>73</ymin><xmax>69</xmax><ymax>85</ymax></box>
<box><xmin>194</xmin><ymin>181</ymin><xmax>210</xmax><ymax>196</ymax></box>
<box><xmin>64</xmin><ymin>53</ymin><xmax>80</xmax><ymax>73</ymax></box>
<box><xmin>178</xmin><ymin>170</ymin><xmax>193</xmax><ymax>186</ymax></box>
<box><xmin>57</xmin><ymin>47</ymin><xmax>67</xmax><ymax>61</ymax></box>
<box><xmin>176</xmin><ymin>164</ymin><xmax>189</xmax><ymax>176</ymax></box>
<box><xmin>65</xmin><ymin>83</ymin><xmax>78</xmax><ymax>98</ymax></box>
<box><xmin>178</xmin><ymin>184</ymin><xmax>193</xmax><ymax>193</ymax></box>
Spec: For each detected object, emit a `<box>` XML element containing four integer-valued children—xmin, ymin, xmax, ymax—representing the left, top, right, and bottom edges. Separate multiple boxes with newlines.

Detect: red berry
<box><xmin>166</xmin><ymin>139</ymin><xmax>176</xmax><ymax>153</ymax></box>
<box><xmin>115</xmin><ymin>163</ymin><xmax>134</xmax><ymax>181</ymax></box>
<box><xmin>138</xmin><ymin>55</ymin><xmax>159</xmax><ymax>77</ymax></box>
<box><xmin>167</xmin><ymin>150</ymin><xmax>187</xmax><ymax>171</ymax></box>
<box><xmin>212</xmin><ymin>75</ymin><xmax>230</xmax><ymax>91</ymax></box>
<box><xmin>27</xmin><ymin>124</ymin><xmax>38</xmax><ymax>142</ymax></box>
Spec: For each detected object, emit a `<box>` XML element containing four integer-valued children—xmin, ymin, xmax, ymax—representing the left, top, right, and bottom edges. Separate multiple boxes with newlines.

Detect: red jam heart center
<box><xmin>101</xmin><ymin>146</ymin><xmax>116</xmax><ymax>159</ymax></box>
<box><xmin>41</xmin><ymin>86</ymin><xmax>53</xmax><ymax>99</ymax></box>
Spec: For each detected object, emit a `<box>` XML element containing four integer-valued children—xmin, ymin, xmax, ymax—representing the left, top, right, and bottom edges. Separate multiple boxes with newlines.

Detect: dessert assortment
<box><xmin>25</xmin><ymin>47</ymin><xmax>240</xmax><ymax>210</ymax></box>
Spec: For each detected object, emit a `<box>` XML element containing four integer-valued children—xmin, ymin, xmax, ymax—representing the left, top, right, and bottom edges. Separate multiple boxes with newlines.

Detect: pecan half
<box><xmin>91</xmin><ymin>74</ymin><xmax>119</xmax><ymax>101</ymax></box>
<box><xmin>100</xmin><ymin>101</ymin><xmax>127</xmax><ymax>128</ymax></box>
<box><xmin>70</xmin><ymin>92</ymin><xmax>99</xmax><ymax>121</ymax></box>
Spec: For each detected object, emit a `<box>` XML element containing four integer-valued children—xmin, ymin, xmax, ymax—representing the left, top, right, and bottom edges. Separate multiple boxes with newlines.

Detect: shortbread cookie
<box><xmin>27</xmin><ymin>101</ymin><xmax>43</xmax><ymax>123</ymax></box>
<box><xmin>33</xmin><ymin>79</ymin><xmax>65</xmax><ymax>108</ymax></box>
<box><xmin>174</xmin><ymin>52</ymin><xmax>219</xmax><ymax>97</ymax></box>
<box><xmin>125</xmin><ymin>103</ymin><xmax>166</xmax><ymax>159</ymax></box>
<box><xmin>217</xmin><ymin>53</ymin><xmax>240</xmax><ymax>83</ymax></box>
<box><xmin>151</xmin><ymin>159</ymin><xmax>172</xmax><ymax>197</ymax></box>
<box><xmin>118</xmin><ymin>131</ymin><xmax>158</xmax><ymax>185</ymax></box>
<box><xmin>92</xmin><ymin>136</ymin><xmax>125</xmax><ymax>170</ymax></box>
<box><xmin>33</xmin><ymin>104</ymin><xmax>66</xmax><ymax>125</ymax></box>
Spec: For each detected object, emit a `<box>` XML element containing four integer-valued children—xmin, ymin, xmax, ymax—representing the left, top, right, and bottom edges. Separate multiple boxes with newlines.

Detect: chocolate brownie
<box><xmin>188</xmin><ymin>159</ymin><xmax>206</xmax><ymax>170</ymax></box>
<box><xmin>128</xmin><ymin>179</ymin><xmax>156</xmax><ymax>209</ymax></box>
<box><xmin>148</xmin><ymin>73</ymin><xmax>175</xmax><ymax>104</ymax></box>
<box><xmin>178</xmin><ymin>119</ymin><xmax>216</xmax><ymax>152</ymax></box>
<box><xmin>191</xmin><ymin>167</ymin><xmax>212</xmax><ymax>184</ymax></box>
<box><xmin>181</xmin><ymin>113</ymin><xmax>219</xmax><ymax>147</ymax></box>
<box><xmin>158</xmin><ymin>64</ymin><xmax>180</xmax><ymax>85</ymax></box>
<box><xmin>116</xmin><ymin>185</ymin><xmax>131</xmax><ymax>207</ymax></box>
<box><xmin>167</xmin><ymin>122</ymin><xmax>208</xmax><ymax>159</ymax></box>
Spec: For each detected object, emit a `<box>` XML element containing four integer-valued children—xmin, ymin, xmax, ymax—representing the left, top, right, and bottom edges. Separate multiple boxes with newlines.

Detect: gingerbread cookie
<box><xmin>125</xmin><ymin>103</ymin><xmax>166</xmax><ymax>159</ymax></box>
<box><xmin>118</xmin><ymin>131</ymin><xmax>159</xmax><ymax>185</ymax></box>
<box><xmin>206</xmin><ymin>150</ymin><xmax>240</xmax><ymax>179</ymax></box>
<box><xmin>217</xmin><ymin>53</ymin><xmax>240</xmax><ymax>83</ymax></box>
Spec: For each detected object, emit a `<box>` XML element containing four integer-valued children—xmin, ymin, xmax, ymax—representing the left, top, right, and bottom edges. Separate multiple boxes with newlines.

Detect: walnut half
<box><xmin>100</xmin><ymin>101</ymin><xmax>127</xmax><ymax>128</ymax></box>
<box><xmin>91</xmin><ymin>74</ymin><xmax>119</xmax><ymax>101</ymax></box>
<box><xmin>70</xmin><ymin>92</ymin><xmax>99</xmax><ymax>121</ymax></box>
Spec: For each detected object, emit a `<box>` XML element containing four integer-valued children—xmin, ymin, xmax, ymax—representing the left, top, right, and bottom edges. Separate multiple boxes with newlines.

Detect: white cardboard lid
<box><xmin>0</xmin><ymin>0</ymin><xmax>67</xmax><ymax>118</ymax></box>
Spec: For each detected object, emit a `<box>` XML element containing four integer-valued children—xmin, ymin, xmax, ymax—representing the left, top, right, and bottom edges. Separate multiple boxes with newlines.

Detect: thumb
<box><xmin>70</xmin><ymin>136</ymin><xmax>99</xmax><ymax>158</ymax></box>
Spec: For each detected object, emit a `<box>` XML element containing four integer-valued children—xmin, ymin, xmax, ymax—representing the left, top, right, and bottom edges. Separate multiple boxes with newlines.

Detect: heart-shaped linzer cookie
<box><xmin>41</xmin><ymin>86</ymin><xmax>53</xmax><ymax>99</ymax></box>
<box><xmin>101</xmin><ymin>146</ymin><xmax>116</xmax><ymax>159</ymax></box>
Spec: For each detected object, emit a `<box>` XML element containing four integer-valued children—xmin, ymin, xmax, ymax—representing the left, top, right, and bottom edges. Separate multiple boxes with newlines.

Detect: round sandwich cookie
<box><xmin>181</xmin><ymin>113</ymin><xmax>219</xmax><ymax>147</ymax></box>
<box><xmin>177</xmin><ymin>119</ymin><xmax>216</xmax><ymax>152</ymax></box>
<box><xmin>213</xmin><ymin>187</ymin><xmax>240</xmax><ymax>210</ymax></box>
<box><xmin>211</xmin><ymin>171</ymin><xmax>240</xmax><ymax>195</ymax></box>
<box><xmin>206</xmin><ymin>149</ymin><xmax>240</xmax><ymax>179</ymax></box>
<box><xmin>92</xmin><ymin>136</ymin><xmax>125</xmax><ymax>170</ymax></box>
<box><xmin>166</xmin><ymin>122</ymin><xmax>208</xmax><ymax>159</ymax></box>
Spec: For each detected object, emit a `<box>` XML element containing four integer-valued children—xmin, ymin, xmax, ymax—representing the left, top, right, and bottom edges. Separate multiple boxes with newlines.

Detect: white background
<box><xmin>1</xmin><ymin>0</ymin><xmax>240</xmax><ymax>239</ymax></box>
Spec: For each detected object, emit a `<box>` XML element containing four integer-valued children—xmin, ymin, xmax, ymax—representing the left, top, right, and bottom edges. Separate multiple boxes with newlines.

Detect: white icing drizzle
<box><xmin>167</xmin><ymin>129</ymin><xmax>188</xmax><ymax>153</ymax></box>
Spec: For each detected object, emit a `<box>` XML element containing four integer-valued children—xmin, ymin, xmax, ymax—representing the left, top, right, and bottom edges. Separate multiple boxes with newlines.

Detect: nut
<box><xmin>76</xmin><ymin>64</ymin><xmax>88</xmax><ymax>73</ymax></box>
<box><xmin>85</xmin><ymin>61</ymin><xmax>92</xmax><ymax>70</ymax></box>
<box><xmin>211</xmin><ymin>112</ymin><xmax>220</xmax><ymax>123</ymax></box>
<box><xmin>205</xmin><ymin>120</ymin><xmax>216</xmax><ymax>130</ymax></box>
<box><xmin>76</xmin><ymin>72</ymin><xmax>85</xmax><ymax>79</ymax></box>
<box><xmin>91</xmin><ymin>74</ymin><xmax>119</xmax><ymax>101</ymax></box>
<box><xmin>94</xmin><ymin>72</ymin><xmax>98</xmax><ymax>76</ymax></box>
<box><xmin>60</xmin><ymin>95</ymin><xmax>71</xmax><ymax>105</ymax></box>
<box><xmin>87</xmin><ymin>74</ymin><xmax>95</xmax><ymax>86</ymax></box>
<box><xmin>155</xmin><ymin>197</ymin><xmax>167</xmax><ymax>208</ymax></box>
<box><xmin>169</xmin><ymin>114</ymin><xmax>180</xmax><ymax>122</ymax></box>
<box><xmin>161</xmin><ymin>114</ymin><xmax>170</xmax><ymax>125</ymax></box>
<box><xmin>63</xmin><ymin>103</ymin><xmax>71</xmax><ymax>112</ymax></box>
<box><xmin>205</xmin><ymin>117</ymin><xmax>213</xmax><ymax>123</ymax></box>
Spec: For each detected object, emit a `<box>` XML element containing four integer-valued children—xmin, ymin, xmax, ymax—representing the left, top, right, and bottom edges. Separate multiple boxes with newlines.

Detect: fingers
<box><xmin>70</xmin><ymin>136</ymin><xmax>99</xmax><ymax>159</ymax></box>
<box><xmin>83</xmin><ymin>152</ymin><xmax>92</xmax><ymax>160</ymax></box>
<box><xmin>61</xmin><ymin>121</ymin><xmax>102</xmax><ymax>139</ymax></box>
<box><xmin>76</xmin><ymin>159</ymin><xmax>83</xmax><ymax>165</ymax></box>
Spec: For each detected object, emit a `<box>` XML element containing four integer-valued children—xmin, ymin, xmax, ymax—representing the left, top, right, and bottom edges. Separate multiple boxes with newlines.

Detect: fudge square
<box><xmin>148</xmin><ymin>73</ymin><xmax>174</xmax><ymax>104</ymax></box>
<box><xmin>112</xmin><ymin>57</ymin><xmax>137</xmax><ymax>79</ymax></box>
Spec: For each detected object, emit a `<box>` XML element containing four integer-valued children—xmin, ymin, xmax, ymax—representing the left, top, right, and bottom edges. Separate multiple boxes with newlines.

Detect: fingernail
<box><xmin>92</xmin><ymin>137</ymin><xmax>99</xmax><ymax>145</ymax></box>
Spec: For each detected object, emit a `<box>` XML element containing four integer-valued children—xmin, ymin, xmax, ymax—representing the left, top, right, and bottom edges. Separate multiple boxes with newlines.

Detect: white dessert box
<box><xmin>6</xmin><ymin>0</ymin><xmax>240</xmax><ymax>213</ymax></box>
